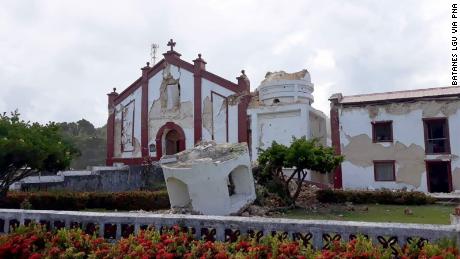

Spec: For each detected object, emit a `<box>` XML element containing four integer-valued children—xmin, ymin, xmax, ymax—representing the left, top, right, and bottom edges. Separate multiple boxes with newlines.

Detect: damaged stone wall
<box><xmin>202</xmin><ymin>96</ymin><xmax>213</xmax><ymax>139</ymax></box>
<box><xmin>365</xmin><ymin>100</ymin><xmax>460</xmax><ymax>119</ymax></box>
<box><xmin>113</xmin><ymin>87</ymin><xmax>142</xmax><ymax>158</ymax></box>
<box><xmin>200</xmin><ymin>79</ymin><xmax>240</xmax><ymax>143</ymax></box>
<box><xmin>212</xmin><ymin>93</ymin><xmax>228</xmax><ymax>143</ymax></box>
<box><xmin>339</xmin><ymin>98</ymin><xmax>460</xmax><ymax>191</ymax></box>
<box><xmin>202</xmin><ymin>94</ymin><xmax>229</xmax><ymax>142</ymax></box>
<box><xmin>147</xmin><ymin>64</ymin><xmax>195</xmax><ymax>154</ymax></box>
<box><xmin>247</xmin><ymin>104</ymin><xmax>311</xmax><ymax>159</ymax></box>
<box><xmin>342</xmin><ymin>134</ymin><xmax>426</xmax><ymax>188</ymax></box>
<box><xmin>258</xmin><ymin>109</ymin><xmax>302</xmax><ymax>149</ymax></box>
<box><xmin>309</xmin><ymin>108</ymin><xmax>328</xmax><ymax>145</ymax></box>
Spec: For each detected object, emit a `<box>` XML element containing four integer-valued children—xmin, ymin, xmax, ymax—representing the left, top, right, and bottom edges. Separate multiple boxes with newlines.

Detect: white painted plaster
<box><xmin>201</xmin><ymin>78</ymin><xmax>237</xmax><ymax>144</ymax></box>
<box><xmin>339</xmin><ymin>101</ymin><xmax>460</xmax><ymax>192</ymax></box>
<box><xmin>201</xmin><ymin>79</ymin><xmax>235</xmax><ymax>99</ymax></box>
<box><xmin>160</xmin><ymin>143</ymin><xmax>256</xmax><ymax>216</ymax></box>
<box><xmin>212</xmin><ymin>93</ymin><xmax>227</xmax><ymax>143</ymax></box>
<box><xmin>248</xmin><ymin>103</ymin><xmax>311</xmax><ymax>160</ymax></box>
<box><xmin>227</xmin><ymin>105</ymin><xmax>239</xmax><ymax>143</ymax></box>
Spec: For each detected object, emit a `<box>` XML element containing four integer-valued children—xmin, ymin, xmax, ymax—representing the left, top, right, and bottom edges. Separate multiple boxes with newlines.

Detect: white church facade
<box><xmin>106</xmin><ymin>40</ymin><xmax>327</xmax><ymax>169</ymax></box>
<box><xmin>107</xmin><ymin>40</ymin><xmax>250</xmax><ymax>165</ymax></box>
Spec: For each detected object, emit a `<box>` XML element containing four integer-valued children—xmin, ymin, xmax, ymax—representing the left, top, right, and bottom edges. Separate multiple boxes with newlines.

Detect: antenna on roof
<box><xmin>150</xmin><ymin>43</ymin><xmax>159</xmax><ymax>65</ymax></box>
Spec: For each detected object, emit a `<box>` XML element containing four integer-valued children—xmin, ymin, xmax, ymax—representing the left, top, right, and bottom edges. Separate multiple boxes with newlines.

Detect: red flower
<box><xmin>163</xmin><ymin>238</ymin><xmax>175</xmax><ymax>245</ymax></box>
<box><xmin>156</xmin><ymin>252</ymin><xmax>175</xmax><ymax>259</ymax></box>
<box><xmin>49</xmin><ymin>247</ymin><xmax>60</xmax><ymax>255</ymax></box>
<box><xmin>30</xmin><ymin>253</ymin><xmax>42</xmax><ymax>259</ymax></box>
<box><xmin>215</xmin><ymin>252</ymin><xmax>228</xmax><ymax>259</ymax></box>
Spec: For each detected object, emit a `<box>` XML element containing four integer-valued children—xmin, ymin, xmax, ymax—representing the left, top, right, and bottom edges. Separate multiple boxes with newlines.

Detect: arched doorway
<box><xmin>227</xmin><ymin>165</ymin><xmax>253</xmax><ymax>205</ymax></box>
<box><xmin>165</xmin><ymin>129</ymin><xmax>181</xmax><ymax>155</ymax></box>
<box><xmin>155</xmin><ymin>122</ymin><xmax>186</xmax><ymax>158</ymax></box>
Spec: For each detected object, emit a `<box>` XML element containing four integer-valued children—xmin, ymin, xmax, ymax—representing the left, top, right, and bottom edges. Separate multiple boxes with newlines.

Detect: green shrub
<box><xmin>316</xmin><ymin>189</ymin><xmax>435</xmax><ymax>205</ymax></box>
<box><xmin>0</xmin><ymin>191</ymin><xmax>170</xmax><ymax>211</ymax></box>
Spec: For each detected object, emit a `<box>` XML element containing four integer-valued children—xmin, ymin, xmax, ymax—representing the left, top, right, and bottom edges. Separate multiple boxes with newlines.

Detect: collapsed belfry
<box><xmin>160</xmin><ymin>141</ymin><xmax>255</xmax><ymax>215</ymax></box>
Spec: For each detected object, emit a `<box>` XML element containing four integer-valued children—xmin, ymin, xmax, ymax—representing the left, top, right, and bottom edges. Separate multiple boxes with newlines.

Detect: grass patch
<box><xmin>279</xmin><ymin>204</ymin><xmax>455</xmax><ymax>224</ymax></box>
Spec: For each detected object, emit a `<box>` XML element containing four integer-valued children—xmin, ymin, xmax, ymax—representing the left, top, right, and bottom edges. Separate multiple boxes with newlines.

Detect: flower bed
<box><xmin>0</xmin><ymin>224</ymin><xmax>457</xmax><ymax>258</ymax></box>
<box><xmin>0</xmin><ymin>191</ymin><xmax>170</xmax><ymax>211</ymax></box>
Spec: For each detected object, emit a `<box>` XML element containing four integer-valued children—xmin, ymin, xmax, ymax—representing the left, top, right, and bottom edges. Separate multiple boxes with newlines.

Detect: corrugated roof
<box><xmin>337</xmin><ymin>86</ymin><xmax>460</xmax><ymax>104</ymax></box>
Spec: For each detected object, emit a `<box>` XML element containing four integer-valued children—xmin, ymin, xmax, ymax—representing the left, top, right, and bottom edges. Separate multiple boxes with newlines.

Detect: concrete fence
<box><xmin>0</xmin><ymin>209</ymin><xmax>458</xmax><ymax>250</ymax></box>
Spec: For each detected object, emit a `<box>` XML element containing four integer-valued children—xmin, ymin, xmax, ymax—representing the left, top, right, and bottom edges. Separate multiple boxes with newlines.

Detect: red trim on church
<box><xmin>113</xmin><ymin>78</ymin><xmax>142</xmax><ymax>106</ymax></box>
<box><xmin>140</xmin><ymin>63</ymin><xmax>150</xmax><ymax>157</ymax></box>
<box><xmin>106</xmin><ymin>41</ymin><xmax>250</xmax><ymax>166</ymax></box>
<box><xmin>110</xmin><ymin>157</ymin><xmax>145</xmax><ymax>165</ymax></box>
<box><xmin>193</xmin><ymin>54</ymin><xmax>206</xmax><ymax>144</ymax></box>
<box><xmin>202</xmin><ymin>71</ymin><xmax>241</xmax><ymax>92</ymax></box>
<box><xmin>330</xmin><ymin>101</ymin><xmax>343</xmax><ymax>189</ymax></box>
<box><xmin>237</xmin><ymin>95</ymin><xmax>250</xmax><ymax>143</ymax></box>
<box><xmin>155</xmin><ymin>122</ymin><xmax>186</xmax><ymax>158</ymax></box>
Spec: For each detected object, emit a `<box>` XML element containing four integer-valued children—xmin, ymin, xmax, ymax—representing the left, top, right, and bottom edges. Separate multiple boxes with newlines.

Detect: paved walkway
<box><xmin>429</xmin><ymin>192</ymin><xmax>460</xmax><ymax>202</ymax></box>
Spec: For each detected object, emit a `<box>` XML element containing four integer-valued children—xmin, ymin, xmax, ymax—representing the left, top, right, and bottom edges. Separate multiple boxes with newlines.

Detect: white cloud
<box><xmin>0</xmin><ymin>0</ymin><xmax>451</xmax><ymax>126</ymax></box>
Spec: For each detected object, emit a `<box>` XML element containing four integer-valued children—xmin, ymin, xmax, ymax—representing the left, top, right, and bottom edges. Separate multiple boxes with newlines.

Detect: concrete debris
<box><xmin>161</xmin><ymin>141</ymin><xmax>256</xmax><ymax>216</ymax></box>
<box><xmin>262</xmin><ymin>69</ymin><xmax>310</xmax><ymax>83</ymax></box>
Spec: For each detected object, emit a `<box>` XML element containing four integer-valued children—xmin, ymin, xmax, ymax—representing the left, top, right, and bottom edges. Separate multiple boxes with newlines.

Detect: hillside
<box><xmin>58</xmin><ymin>119</ymin><xmax>106</xmax><ymax>169</ymax></box>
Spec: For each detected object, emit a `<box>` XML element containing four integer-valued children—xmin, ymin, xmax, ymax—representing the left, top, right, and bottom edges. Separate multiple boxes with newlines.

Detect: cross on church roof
<box><xmin>167</xmin><ymin>39</ymin><xmax>176</xmax><ymax>52</ymax></box>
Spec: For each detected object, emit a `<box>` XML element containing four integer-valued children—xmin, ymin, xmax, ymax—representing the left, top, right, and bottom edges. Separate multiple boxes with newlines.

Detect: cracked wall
<box><xmin>148</xmin><ymin>99</ymin><xmax>194</xmax><ymax>143</ymax></box>
<box><xmin>113</xmin><ymin>87</ymin><xmax>142</xmax><ymax>159</ymax></box>
<box><xmin>363</xmin><ymin>100</ymin><xmax>460</xmax><ymax>119</ymax></box>
<box><xmin>200</xmin><ymin>78</ymin><xmax>240</xmax><ymax>143</ymax></box>
<box><xmin>339</xmin><ymin>98</ymin><xmax>460</xmax><ymax>191</ymax></box>
<box><xmin>257</xmin><ymin>110</ymin><xmax>302</xmax><ymax>150</ymax></box>
<box><xmin>309</xmin><ymin>108</ymin><xmax>328</xmax><ymax>145</ymax></box>
<box><xmin>342</xmin><ymin>134</ymin><xmax>425</xmax><ymax>188</ymax></box>
<box><xmin>212</xmin><ymin>93</ymin><xmax>228</xmax><ymax>143</ymax></box>
<box><xmin>202</xmin><ymin>96</ymin><xmax>212</xmax><ymax>137</ymax></box>
<box><xmin>147</xmin><ymin>63</ymin><xmax>195</xmax><ymax>154</ymax></box>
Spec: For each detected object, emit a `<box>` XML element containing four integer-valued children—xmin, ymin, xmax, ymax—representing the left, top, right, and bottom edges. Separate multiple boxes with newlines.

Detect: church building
<box><xmin>106</xmin><ymin>40</ymin><xmax>327</xmax><ymax>174</ymax></box>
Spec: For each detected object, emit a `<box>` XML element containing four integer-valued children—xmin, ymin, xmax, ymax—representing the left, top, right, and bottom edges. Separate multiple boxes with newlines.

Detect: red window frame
<box><xmin>373</xmin><ymin>160</ymin><xmax>396</xmax><ymax>182</ymax></box>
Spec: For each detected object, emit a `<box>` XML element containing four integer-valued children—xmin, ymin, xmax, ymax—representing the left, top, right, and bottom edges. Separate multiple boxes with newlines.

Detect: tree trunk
<box><xmin>290</xmin><ymin>170</ymin><xmax>308</xmax><ymax>205</ymax></box>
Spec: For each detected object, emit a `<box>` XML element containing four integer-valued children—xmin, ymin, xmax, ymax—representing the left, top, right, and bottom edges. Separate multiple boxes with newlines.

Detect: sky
<box><xmin>0</xmin><ymin>0</ymin><xmax>452</xmax><ymax>127</ymax></box>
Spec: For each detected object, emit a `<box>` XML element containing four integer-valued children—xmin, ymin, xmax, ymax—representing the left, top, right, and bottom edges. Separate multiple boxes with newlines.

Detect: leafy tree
<box><xmin>0</xmin><ymin>111</ymin><xmax>79</xmax><ymax>197</ymax></box>
<box><xmin>257</xmin><ymin>137</ymin><xmax>343</xmax><ymax>206</ymax></box>
<box><xmin>76</xmin><ymin>119</ymin><xmax>96</xmax><ymax>136</ymax></box>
